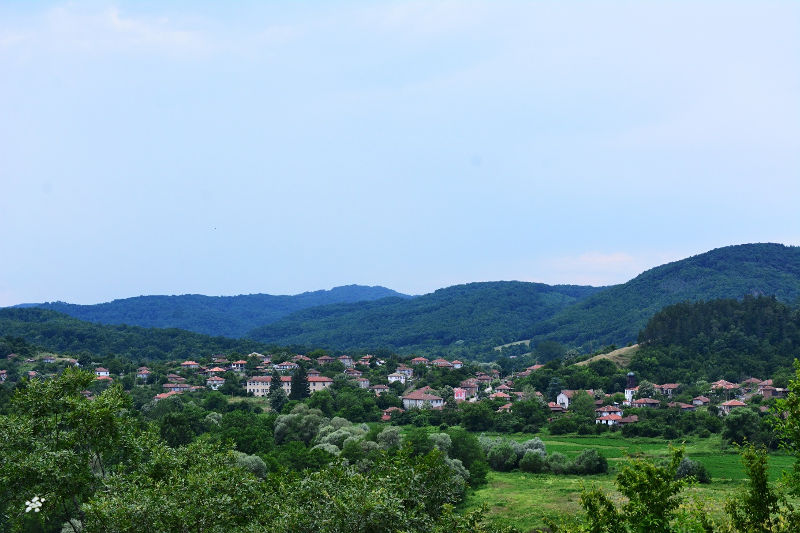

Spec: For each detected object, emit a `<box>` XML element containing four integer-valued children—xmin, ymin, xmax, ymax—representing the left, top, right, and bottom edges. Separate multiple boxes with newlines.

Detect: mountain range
<box><xmin>6</xmin><ymin>243</ymin><xmax>800</xmax><ymax>358</ymax></box>
<box><xmin>16</xmin><ymin>285</ymin><xmax>408</xmax><ymax>338</ymax></box>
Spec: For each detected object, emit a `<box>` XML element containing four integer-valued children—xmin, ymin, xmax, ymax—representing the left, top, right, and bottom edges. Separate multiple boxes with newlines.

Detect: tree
<box><xmin>774</xmin><ymin>359</ymin><xmax>800</xmax><ymax>493</ymax></box>
<box><xmin>579</xmin><ymin>447</ymin><xmax>688</xmax><ymax>533</ymax></box>
<box><xmin>289</xmin><ymin>365</ymin><xmax>310</xmax><ymax>400</ymax></box>
<box><xmin>268</xmin><ymin>369</ymin><xmax>288</xmax><ymax>413</ymax></box>
<box><xmin>547</xmin><ymin>377</ymin><xmax>563</xmax><ymax>402</ymax></box>
<box><xmin>724</xmin><ymin>445</ymin><xmax>800</xmax><ymax>532</ymax></box>
<box><xmin>0</xmin><ymin>368</ymin><xmax>136</xmax><ymax>532</ymax></box>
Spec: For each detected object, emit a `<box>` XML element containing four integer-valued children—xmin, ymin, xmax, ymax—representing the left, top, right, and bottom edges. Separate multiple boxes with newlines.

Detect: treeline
<box><xmin>25</xmin><ymin>285</ymin><xmax>405</xmax><ymax>338</ymax></box>
<box><xmin>631</xmin><ymin>296</ymin><xmax>800</xmax><ymax>382</ymax></box>
<box><xmin>0</xmin><ymin>308</ymin><xmax>280</xmax><ymax>361</ymax></box>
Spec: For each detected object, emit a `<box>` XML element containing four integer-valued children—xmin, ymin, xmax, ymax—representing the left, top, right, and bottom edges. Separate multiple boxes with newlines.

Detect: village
<box><xmin>3</xmin><ymin>348</ymin><xmax>784</xmax><ymax>434</ymax></box>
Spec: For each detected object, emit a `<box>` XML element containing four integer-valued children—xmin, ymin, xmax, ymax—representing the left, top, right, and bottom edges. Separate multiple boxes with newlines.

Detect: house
<box><xmin>41</xmin><ymin>355</ymin><xmax>56</xmax><ymax>363</ymax></box>
<box><xmin>619</xmin><ymin>415</ymin><xmax>639</xmax><ymax>425</ymax></box>
<box><xmin>338</xmin><ymin>355</ymin><xmax>354</xmax><ymax>368</ymax></box>
<box><xmin>741</xmin><ymin>377</ymin><xmax>762</xmax><ymax>389</ymax></box>
<box><xmin>596</xmin><ymin>414</ymin><xmax>622</xmax><ymax>426</ymax></box>
<box><xmin>166</xmin><ymin>374</ymin><xmax>186</xmax><ymax>383</ymax></box>
<box><xmin>206</xmin><ymin>376</ymin><xmax>225</xmax><ymax>390</ymax></box>
<box><xmin>370</xmin><ymin>384</ymin><xmax>390</xmax><ymax>395</ymax></box>
<box><xmin>274</xmin><ymin>361</ymin><xmax>299</xmax><ymax>372</ymax></box>
<box><xmin>595</xmin><ymin>405</ymin><xmax>623</xmax><ymax>417</ymax></box>
<box><xmin>431</xmin><ymin>358</ymin><xmax>453</xmax><ymax>369</ymax></box>
<box><xmin>496</xmin><ymin>384</ymin><xmax>512</xmax><ymax>392</ymax></box>
<box><xmin>292</xmin><ymin>354</ymin><xmax>312</xmax><ymax>363</ymax></box>
<box><xmin>719</xmin><ymin>399</ymin><xmax>747</xmax><ymax>415</ymax></box>
<box><xmin>711</xmin><ymin>379</ymin><xmax>739</xmax><ymax>391</ymax></box>
<box><xmin>212</xmin><ymin>357</ymin><xmax>229</xmax><ymax>364</ymax></box>
<box><xmin>667</xmin><ymin>402</ymin><xmax>696</xmax><ymax>411</ymax></box>
<box><xmin>453</xmin><ymin>387</ymin><xmax>466</xmax><ymax>402</ymax></box>
<box><xmin>396</xmin><ymin>365</ymin><xmax>413</xmax><ymax>377</ymax></box>
<box><xmin>163</xmin><ymin>383</ymin><xmax>191</xmax><ymax>393</ymax></box>
<box><xmin>356</xmin><ymin>377</ymin><xmax>370</xmax><ymax>389</ymax></box>
<box><xmin>0</xmin><ymin>370</ymin><xmax>6</xmax><ymax>382</ymax></box>
<box><xmin>245</xmin><ymin>376</ymin><xmax>272</xmax><ymax>397</ymax></box>
<box><xmin>358</xmin><ymin>355</ymin><xmax>373</xmax><ymax>366</ymax></box>
<box><xmin>308</xmin><ymin>375</ymin><xmax>334</xmax><ymax>393</ymax></box>
<box><xmin>245</xmin><ymin>375</ymin><xmax>292</xmax><ymax>397</ymax></box>
<box><xmin>381</xmin><ymin>406</ymin><xmax>404</xmax><ymax>421</ymax></box>
<box><xmin>761</xmin><ymin>386</ymin><xmax>787</xmax><ymax>400</ymax></box>
<box><xmin>497</xmin><ymin>403</ymin><xmax>512</xmax><ymax>413</ymax></box>
<box><xmin>451</xmin><ymin>360</ymin><xmax>463</xmax><ymax>369</ymax></box>
<box><xmin>624</xmin><ymin>386</ymin><xmax>639</xmax><ymax>405</ymax></box>
<box><xmin>388</xmin><ymin>372</ymin><xmax>406</xmax><ymax>385</ymax></box>
<box><xmin>459</xmin><ymin>379</ymin><xmax>479</xmax><ymax>398</ymax></box>
<box><xmin>692</xmin><ymin>396</ymin><xmax>711</xmax><ymax>406</ymax></box>
<box><xmin>410</xmin><ymin>357</ymin><xmax>429</xmax><ymax>365</ymax></box>
<box><xmin>654</xmin><ymin>383</ymin><xmax>680</xmax><ymax>396</ymax></box>
<box><xmin>489</xmin><ymin>392</ymin><xmax>511</xmax><ymax>401</ymax></box>
<box><xmin>181</xmin><ymin>361</ymin><xmax>200</xmax><ymax>370</ymax></box>
<box><xmin>136</xmin><ymin>367</ymin><xmax>151</xmax><ymax>381</ymax></box>
<box><xmin>316</xmin><ymin>355</ymin><xmax>335</xmax><ymax>365</ymax></box>
<box><xmin>344</xmin><ymin>368</ymin><xmax>363</xmax><ymax>378</ymax></box>
<box><xmin>207</xmin><ymin>366</ymin><xmax>227</xmax><ymax>374</ymax></box>
<box><xmin>402</xmin><ymin>388</ymin><xmax>444</xmax><ymax>410</ymax></box>
<box><xmin>28</xmin><ymin>371</ymin><xmax>40</xmax><ymax>379</ymax></box>
<box><xmin>631</xmin><ymin>398</ymin><xmax>660</xmax><ymax>409</ymax></box>
<box><xmin>556</xmin><ymin>389</ymin><xmax>594</xmax><ymax>410</ymax></box>
<box><xmin>528</xmin><ymin>364</ymin><xmax>544</xmax><ymax>372</ymax></box>
<box><xmin>548</xmin><ymin>402</ymin><xmax>566</xmax><ymax>413</ymax></box>
<box><xmin>231</xmin><ymin>360</ymin><xmax>248</xmax><ymax>372</ymax></box>
<box><xmin>95</xmin><ymin>367</ymin><xmax>110</xmax><ymax>377</ymax></box>
<box><xmin>307</xmin><ymin>368</ymin><xmax>321</xmax><ymax>377</ymax></box>
<box><xmin>154</xmin><ymin>391</ymin><xmax>181</xmax><ymax>401</ymax></box>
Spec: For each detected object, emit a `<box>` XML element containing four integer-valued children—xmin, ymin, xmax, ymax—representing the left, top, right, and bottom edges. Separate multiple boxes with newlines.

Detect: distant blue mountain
<box><xmin>17</xmin><ymin>285</ymin><xmax>409</xmax><ymax>338</ymax></box>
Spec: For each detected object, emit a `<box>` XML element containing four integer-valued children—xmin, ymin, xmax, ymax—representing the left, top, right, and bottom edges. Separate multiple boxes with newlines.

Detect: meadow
<box><xmin>463</xmin><ymin>432</ymin><xmax>795</xmax><ymax>532</ymax></box>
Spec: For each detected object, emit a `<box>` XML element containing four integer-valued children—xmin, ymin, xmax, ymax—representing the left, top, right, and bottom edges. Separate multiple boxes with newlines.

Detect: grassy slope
<box><xmin>464</xmin><ymin>432</ymin><xmax>794</xmax><ymax>532</ymax></box>
<box><xmin>575</xmin><ymin>344</ymin><xmax>639</xmax><ymax>367</ymax></box>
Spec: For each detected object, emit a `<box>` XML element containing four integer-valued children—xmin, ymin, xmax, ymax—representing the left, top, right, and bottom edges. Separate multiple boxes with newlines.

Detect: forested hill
<box><xmin>628</xmin><ymin>296</ymin><xmax>800</xmax><ymax>383</ymax></box>
<box><xmin>16</xmin><ymin>285</ymin><xmax>408</xmax><ymax>338</ymax></box>
<box><xmin>0</xmin><ymin>308</ymin><xmax>278</xmax><ymax>360</ymax></box>
<box><xmin>526</xmin><ymin>243</ymin><xmax>800</xmax><ymax>351</ymax></box>
<box><xmin>247</xmin><ymin>282</ymin><xmax>604</xmax><ymax>354</ymax></box>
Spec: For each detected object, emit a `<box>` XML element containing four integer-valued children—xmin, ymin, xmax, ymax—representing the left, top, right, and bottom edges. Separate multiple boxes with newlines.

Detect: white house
<box><xmin>388</xmin><ymin>372</ymin><xmax>406</xmax><ymax>385</ymax></box>
<box><xmin>95</xmin><ymin>367</ymin><xmax>110</xmax><ymax>377</ymax></box>
<box><xmin>402</xmin><ymin>388</ymin><xmax>444</xmax><ymax>410</ymax></box>
<box><xmin>308</xmin><ymin>375</ymin><xmax>334</xmax><ymax>393</ymax></box>
<box><xmin>206</xmin><ymin>376</ymin><xmax>225</xmax><ymax>390</ymax></box>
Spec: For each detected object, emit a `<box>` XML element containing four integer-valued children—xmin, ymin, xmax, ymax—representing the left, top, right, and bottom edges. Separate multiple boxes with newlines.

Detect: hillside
<box><xmin>247</xmin><ymin>281</ymin><xmax>603</xmax><ymax>354</ymax></box>
<box><xmin>526</xmin><ymin>243</ymin><xmax>800</xmax><ymax>352</ymax></box>
<box><xmin>628</xmin><ymin>296</ymin><xmax>800</xmax><ymax>382</ymax></box>
<box><xmin>0</xmin><ymin>308</ymin><xmax>277</xmax><ymax>360</ymax></box>
<box><xmin>17</xmin><ymin>285</ymin><xmax>407</xmax><ymax>338</ymax></box>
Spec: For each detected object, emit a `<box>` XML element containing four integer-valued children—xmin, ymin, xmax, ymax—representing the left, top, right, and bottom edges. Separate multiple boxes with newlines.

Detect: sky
<box><xmin>1</xmin><ymin>1</ymin><xmax>799</xmax><ymax>306</ymax></box>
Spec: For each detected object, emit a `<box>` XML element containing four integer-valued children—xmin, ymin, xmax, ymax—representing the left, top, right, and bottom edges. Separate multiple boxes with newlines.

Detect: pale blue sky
<box><xmin>1</xmin><ymin>1</ymin><xmax>798</xmax><ymax>306</ymax></box>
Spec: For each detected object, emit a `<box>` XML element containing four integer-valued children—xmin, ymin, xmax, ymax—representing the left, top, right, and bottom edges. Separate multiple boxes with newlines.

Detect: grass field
<box><xmin>464</xmin><ymin>432</ymin><xmax>795</xmax><ymax>532</ymax></box>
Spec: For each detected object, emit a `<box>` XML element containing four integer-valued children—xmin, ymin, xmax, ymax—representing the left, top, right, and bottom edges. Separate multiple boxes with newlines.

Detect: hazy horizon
<box><xmin>2</xmin><ymin>2</ymin><xmax>798</xmax><ymax>307</ymax></box>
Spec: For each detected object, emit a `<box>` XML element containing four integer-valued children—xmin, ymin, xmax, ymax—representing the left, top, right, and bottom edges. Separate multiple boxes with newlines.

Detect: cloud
<box><xmin>541</xmin><ymin>251</ymin><xmax>683</xmax><ymax>287</ymax></box>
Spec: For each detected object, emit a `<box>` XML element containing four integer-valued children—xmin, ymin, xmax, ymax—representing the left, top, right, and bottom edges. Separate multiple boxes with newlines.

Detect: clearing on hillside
<box><xmin>576</xmin><ymin>344</ymin><xmax>639</xmax><ymax>367</ymax></box>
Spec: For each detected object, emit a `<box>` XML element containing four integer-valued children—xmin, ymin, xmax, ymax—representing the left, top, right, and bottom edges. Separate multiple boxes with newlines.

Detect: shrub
<box><xmin>570</xmin><ymin>449</ymin><xmax>608</xmax><ymax>475</ymax></box>
<box><xmin>487</xmin><ymin>441</ymin><xmax>519</xmax><ymax>471</ymax></box>
<box><xmin>545</xmin><ymin>452</ymin><xmax>570</xmax><ymax>474</ymax></box>
<box><xmin>675</xmin><ymin>457</ymin><xmax>711</xmax><ymax>484</ymax></box>
<box><xmin>519</xmin><ymin>450</ymin><xmax>546</xmax><ymax>473</ymax></box>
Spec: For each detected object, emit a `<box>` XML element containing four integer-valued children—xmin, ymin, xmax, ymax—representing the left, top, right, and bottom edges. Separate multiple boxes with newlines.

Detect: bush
<box><xmin>519</xmin><ymin>450</ymin><xmax>546</xmax><ymax>473</ymax></box>
<box><xmin>487</xmin><ymin>441</ymin><xmax>519</xmax><ymax>471</ymax></box>
<box><xmin>570</xmin><ymin>449</ymin><xmax>608</xmax><ymax>475</ymax></box>
<box><xmin>545</xmin><ymin>452</ymin><xmax>570</xmax><ymax>474</ymax></box>
<box><xmin>675</xmin><ymin>457</ymin><xmax>711</xmax><ymax>484</ymax></box>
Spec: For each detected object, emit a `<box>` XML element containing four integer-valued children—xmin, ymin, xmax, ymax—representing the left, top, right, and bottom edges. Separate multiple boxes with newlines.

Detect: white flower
<box><xmin>25</xmin><ymin>496</ymin><xmax>45</xmax><ymax>513</ymax></box>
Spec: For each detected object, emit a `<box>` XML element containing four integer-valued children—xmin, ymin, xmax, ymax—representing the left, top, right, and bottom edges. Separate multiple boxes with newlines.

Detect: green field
<box><xmin>464</xmin><ymin>433</ymin><xmax>795</xmax><ymax>532</ymax></box>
